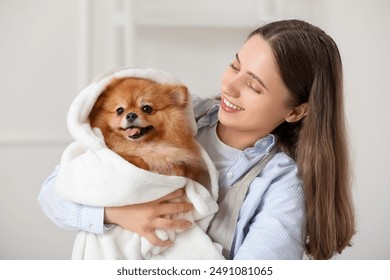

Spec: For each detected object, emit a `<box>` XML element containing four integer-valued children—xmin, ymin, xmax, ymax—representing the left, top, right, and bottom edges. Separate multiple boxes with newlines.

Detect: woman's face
<box><xmin>218</xmin><ymin>35</ymin><xmax>294</xmax><ymax>144</ymax></box>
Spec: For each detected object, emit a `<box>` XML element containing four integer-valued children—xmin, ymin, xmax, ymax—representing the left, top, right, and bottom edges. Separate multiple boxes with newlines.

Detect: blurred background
<box><xmin>0</xmin><ymin>0</ymin><xmax>389</xmax><ymax>259</ymax></box>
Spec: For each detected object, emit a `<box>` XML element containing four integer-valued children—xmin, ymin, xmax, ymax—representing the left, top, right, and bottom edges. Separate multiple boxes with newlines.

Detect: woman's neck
<box><xmin>216</xmin><ymin>122</ymin><xmax>266</xmax><ymax>151</ymax></box>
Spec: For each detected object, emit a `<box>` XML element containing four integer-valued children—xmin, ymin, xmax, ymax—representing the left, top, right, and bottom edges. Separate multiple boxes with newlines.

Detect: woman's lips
<box><xmin>220</xmin><ymin>97</ymin><xmax>245</xmax><ymax>112</ymax></box>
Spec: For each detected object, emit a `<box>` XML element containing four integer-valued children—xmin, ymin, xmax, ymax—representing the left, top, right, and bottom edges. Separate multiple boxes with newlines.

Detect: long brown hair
<box><xmin>249</xmin><ymin>20</ymin><xmax>355</xmax><ymax>259</ymax></box>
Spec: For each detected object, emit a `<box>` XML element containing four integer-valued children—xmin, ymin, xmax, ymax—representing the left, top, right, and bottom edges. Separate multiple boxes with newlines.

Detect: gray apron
<box><xmin>207</xmin><ymin>146</ymin><xmax>277</xmax><ymax>259</ymax></box>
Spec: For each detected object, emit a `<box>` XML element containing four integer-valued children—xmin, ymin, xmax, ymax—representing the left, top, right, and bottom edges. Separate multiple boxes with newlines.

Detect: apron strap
<box><xmin>207</xmin><ymin>145</ymin><xmax>278</xmax><ymax>259</ymax></box>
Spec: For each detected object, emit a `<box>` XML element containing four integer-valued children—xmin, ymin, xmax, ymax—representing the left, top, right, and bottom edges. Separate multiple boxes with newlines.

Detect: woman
<box><xmin>38</xmin><ymin>19</ymin><xmax>355</xmax><ymax>260</ymax></box>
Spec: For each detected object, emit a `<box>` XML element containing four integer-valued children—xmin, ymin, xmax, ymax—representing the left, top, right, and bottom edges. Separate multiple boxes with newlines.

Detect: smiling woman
<box><xmin>38</xmin><ymin>19</ymin><xmax>355</xmax><ymax>260</ymax></box>
<box><xmin>199</xmin><ymin>19</ymin><xmax>355</xmax><ymax>260</ymax></box>
<box><xmin>217</xmin><ymin>35</ymin><xmax>302</xmax><ymax>150</ymax></box>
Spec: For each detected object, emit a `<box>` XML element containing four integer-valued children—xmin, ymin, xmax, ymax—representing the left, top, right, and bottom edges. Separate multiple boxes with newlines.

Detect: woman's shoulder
<box><xmin>255</xmin><ymin>150</ymin><xmax>303</xmax><ymax>193</ymax></box>
<box><xmin>268</xmin><ymin>150</ymin><xmax>298</xmax><ymax>172</ymax></box>
<box><xmin>246</xmin><ymin>150</ymin><xmax>305</xmax><ymax>215</ymax></box>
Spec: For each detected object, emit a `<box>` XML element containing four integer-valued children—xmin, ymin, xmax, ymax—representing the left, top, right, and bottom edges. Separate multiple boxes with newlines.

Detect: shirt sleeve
<box><xmin>233</xmin><ymin>177</ymin><xmax>306</xmax><ymax>260</ymax></box>
<box><xmin>37</xmin><ymin>166</ymin><xmax>106</xmax><ymax>234</ymax></box>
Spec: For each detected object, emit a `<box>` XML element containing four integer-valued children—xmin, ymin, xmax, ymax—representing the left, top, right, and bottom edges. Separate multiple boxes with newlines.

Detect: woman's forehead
<box><xmin>237</xmin><ymin>35</ymin><xmax>283</xmax><ymax>89</ymax></box>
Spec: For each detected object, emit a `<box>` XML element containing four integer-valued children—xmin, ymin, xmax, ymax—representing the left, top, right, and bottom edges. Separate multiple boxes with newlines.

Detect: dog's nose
<box><xmin>126</xmin><ymin>112</ymin><xmax>138</xmax><ymax>122</ymax></box>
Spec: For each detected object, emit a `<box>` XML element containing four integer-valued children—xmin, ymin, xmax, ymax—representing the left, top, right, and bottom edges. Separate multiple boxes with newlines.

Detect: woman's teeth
<box><xmin>223</xmin><ymin>98</ymin><xmax>244</xmax><ymax>111</ymax></box>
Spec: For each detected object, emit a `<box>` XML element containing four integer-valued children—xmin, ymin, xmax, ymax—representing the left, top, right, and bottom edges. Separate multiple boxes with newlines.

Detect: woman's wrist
<box><xmin>104</xmin><ymin>207</ymin><xmax>117</xmax><ymax>225</ymax></box>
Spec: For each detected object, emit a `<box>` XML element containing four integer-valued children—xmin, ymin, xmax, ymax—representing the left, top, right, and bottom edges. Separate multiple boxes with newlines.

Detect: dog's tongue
<box><xmin>125</xmin><ymin>127</ymin><xmax>141</xmax><ymax>137</ymax></box>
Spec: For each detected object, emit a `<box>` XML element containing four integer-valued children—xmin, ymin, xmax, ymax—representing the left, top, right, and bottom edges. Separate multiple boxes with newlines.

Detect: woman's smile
<box><xmin>220</xmin><ymin>96</ymin><xmax>245</xmax><ymax>112</ymax></box>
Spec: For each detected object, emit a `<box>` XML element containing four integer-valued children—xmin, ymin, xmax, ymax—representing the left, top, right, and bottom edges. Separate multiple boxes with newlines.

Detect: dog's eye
<box><xmin>142</xmin><ymin>105</ymin><xmax>153</xmax><ymax>114</ymax></box>
<box><xmin>116</xmin><ymin>107</ymin><xmax>124</xmax><ymax>115</ymax></box>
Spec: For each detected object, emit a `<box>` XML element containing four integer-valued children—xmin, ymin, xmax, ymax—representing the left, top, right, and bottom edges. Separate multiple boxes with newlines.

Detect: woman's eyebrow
<box><xmin>236</xmin><ymin>52</ymin><xmax>268</xmax><ymax>91</ymax></box>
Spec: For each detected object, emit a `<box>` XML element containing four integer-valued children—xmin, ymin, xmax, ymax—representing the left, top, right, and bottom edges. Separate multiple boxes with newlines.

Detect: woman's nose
<box><xmin>222</xmin><ymin>72</ymin><xmax>242</xmax><ymax>98</ymax></box>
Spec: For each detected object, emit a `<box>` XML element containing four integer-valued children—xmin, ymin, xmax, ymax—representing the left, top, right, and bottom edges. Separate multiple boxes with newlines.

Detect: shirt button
<box><xmin>243</xmin><ymin>152</ymin><xmax>253</xmax><ymax>159</ymax></box>
<box><xmin>89</xmin><ymin>224</ymin><xmax>95</xmax><ymax>231</ymax></box>
<box><xmin>227</xmin><ymin>172</ymin><xmax>234</xmax><ymax>179</ymax></box>
<box><xmin>261</xmin><ymin>141</ymin><xmax>268</xmax><ymax>147</ymax></box>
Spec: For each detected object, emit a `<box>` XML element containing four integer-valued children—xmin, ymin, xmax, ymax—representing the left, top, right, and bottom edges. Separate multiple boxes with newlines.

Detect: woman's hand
<box><xmin>104</xmin><ymin>188</ymin><xmax>193</xmax><ymax>247</ymax></box>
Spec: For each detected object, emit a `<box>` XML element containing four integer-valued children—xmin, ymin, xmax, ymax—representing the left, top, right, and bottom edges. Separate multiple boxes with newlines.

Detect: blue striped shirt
<box><xmin>38</xmin><ymin>96</ymin><xmax>307</xmax><ymax>259</ymax></box>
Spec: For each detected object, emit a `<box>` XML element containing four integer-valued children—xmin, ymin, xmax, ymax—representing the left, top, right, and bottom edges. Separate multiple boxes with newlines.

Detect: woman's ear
<box><xmin>285</xmin><ymin>103</ymin><xmax>308</xmax><ymax>123</ymax></box>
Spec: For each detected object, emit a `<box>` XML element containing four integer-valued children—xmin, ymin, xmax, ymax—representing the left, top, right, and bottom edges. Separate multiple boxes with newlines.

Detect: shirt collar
<box><xmin>246</xmin><ymin>134</ymin><xmax>277</xmax><ymax>155</ymax></box>
<box><xmin>196</xmin><ymin>102</ymin><xmax>219</xmax><ymax>128</ymax></box>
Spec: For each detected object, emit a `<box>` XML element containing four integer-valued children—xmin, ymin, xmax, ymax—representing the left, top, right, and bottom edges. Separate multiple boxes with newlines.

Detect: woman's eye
<box><xmin>142</xmin><ymin>105</ymin><xmax>153</xmax><ymax>114</ymax></box>
<box><xmin>247</xmin><ymin>80</ymin><xmax>261</xmax><ymax>94</ymax></box>
<box><xmin>229</xmin><ymin>63</ymin><xmax>240</xmax><ymax>72</ymax></box>
<box><xmin>116</xmin><ymin>107</ymin><xmax>124</xmax><ymax>115</ymax></box>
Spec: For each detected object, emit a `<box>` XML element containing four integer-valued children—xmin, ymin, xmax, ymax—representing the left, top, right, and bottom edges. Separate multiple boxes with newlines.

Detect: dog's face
<box><xmin>89</xmin><ymin>77</ymin><xmax>190</xmax><ymax>145</ymax></box>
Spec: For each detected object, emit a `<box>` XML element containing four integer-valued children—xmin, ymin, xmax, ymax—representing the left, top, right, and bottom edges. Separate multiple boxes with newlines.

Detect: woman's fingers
<box><xmin>144</xmin><ymin>217</ymin><xmax>192</xmax><ymax>246</ymax></box>
<box><xmin>155</xmin><ymin>201</ymin><xmax>193</xmax><ymax>216</ymax></box>
<box><xmin>152</xmin><ymin>217</ymin><xmax>192</xmax><ymax>230</ymax></box>
<box><xmin>143</xmin><ymin>231</ymin><xmax>173</xmax><ymax>247</ymax></box>
<box><xmin>111</xmin><ymin>188</ymin><xmax>194</xmax><ymax>247</ymax></box>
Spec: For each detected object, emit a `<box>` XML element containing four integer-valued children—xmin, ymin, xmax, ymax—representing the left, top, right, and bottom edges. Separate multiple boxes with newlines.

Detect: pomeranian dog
<box><xmin>89</xmin><ymin>77</ymin><xmax>205</xmax><ymax>181</ymax></box>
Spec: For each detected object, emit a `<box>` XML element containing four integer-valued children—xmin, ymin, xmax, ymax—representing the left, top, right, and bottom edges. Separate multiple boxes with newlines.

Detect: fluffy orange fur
<box><xmin>89</xmin><ymin>77</ymin><xmax>205</xmax><ymax>181</ymax></box>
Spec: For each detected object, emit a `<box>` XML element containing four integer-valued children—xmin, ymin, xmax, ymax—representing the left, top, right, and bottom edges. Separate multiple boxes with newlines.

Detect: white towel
<box><xmin>55</xmin><ymin>68</ymin><xmax>223</xmax><ymax>259</ymax></box>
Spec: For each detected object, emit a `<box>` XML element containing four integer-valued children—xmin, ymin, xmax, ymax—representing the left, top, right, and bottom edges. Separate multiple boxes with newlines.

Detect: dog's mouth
<box><xmin>123</xmin><ymin>126</ymin><xmax>153</xmax><ymax>140</ymax></box>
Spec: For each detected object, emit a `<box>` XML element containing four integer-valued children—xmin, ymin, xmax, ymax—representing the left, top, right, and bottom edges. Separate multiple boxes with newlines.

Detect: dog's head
<box><xmin>89</xmin><ymin>77</ymin><xmax>190</xmax><ymax>145</ymax></box>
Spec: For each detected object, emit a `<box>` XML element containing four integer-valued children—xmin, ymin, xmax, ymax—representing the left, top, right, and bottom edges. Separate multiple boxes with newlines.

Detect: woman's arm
<box><xmin>38</xmin><ymin>166</ymin><xmax>105</xmax><ymax>233</ymax></box>
<box><xmin>38</xmin><ymin>167</ymin><xmax>194</xmax><ymax>246</ymax></box>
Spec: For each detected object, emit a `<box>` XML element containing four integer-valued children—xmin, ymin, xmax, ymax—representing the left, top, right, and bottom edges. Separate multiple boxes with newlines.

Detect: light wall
<box><xmin>0</xmin><ymin>0</ymin><xmax>389</xmax><ymax>259</ymax></box>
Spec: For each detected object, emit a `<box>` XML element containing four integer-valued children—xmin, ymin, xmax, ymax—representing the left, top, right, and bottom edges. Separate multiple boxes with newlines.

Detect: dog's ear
<box><xmin>89</xmin><ymin>91</ymin><xmax>105</xmax><ymax>119</ymax></box>
<box><xmin>89</xmin><ymin>88</ymin><xmax>110</xmax><ymax>124</ymax></box>
<box><xmin>170</xmin><ymin>85</ymin><xmax>189</xmax><ymax>107</ymax></box>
